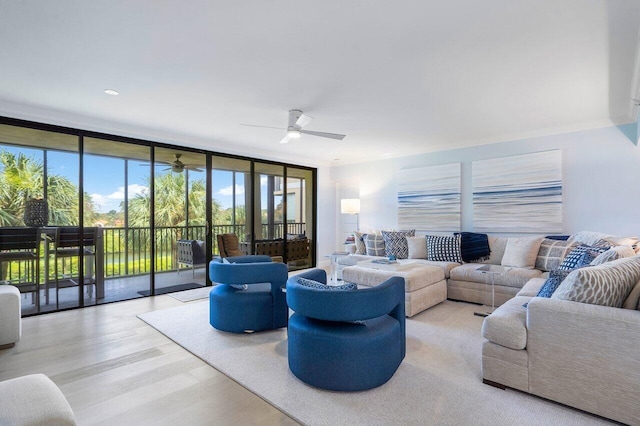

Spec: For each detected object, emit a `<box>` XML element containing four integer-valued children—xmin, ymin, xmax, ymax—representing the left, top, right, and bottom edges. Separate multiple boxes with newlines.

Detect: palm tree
<box><xmin>128</xmin><ymin>171</ymin><xmax>225</xmax><ymax>229</ymax></box>
<box><xmin>0</xmin><ymin>150</ymin><xmax>83</xmax><ymax>226</ymax></box>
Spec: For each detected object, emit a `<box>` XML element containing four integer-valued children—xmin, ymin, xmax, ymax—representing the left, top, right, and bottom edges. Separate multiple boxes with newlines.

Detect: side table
<box><xmin>473</xmin><ymin>264</ymin><xmax>510</xmax><ymax>317</ymax></box>
<box><xmin>328</xmin><ymin>251</ymin><xmax>350</xmax><ymax>284</ymax></box>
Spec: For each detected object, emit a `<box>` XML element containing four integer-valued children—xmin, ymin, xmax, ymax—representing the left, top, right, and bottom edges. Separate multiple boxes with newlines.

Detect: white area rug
<box><xmin>138</xmin><ymin>300</ymin><xmax>613</xmax><ymax>425</ymax></box>
<box><xmin>167</xmin><ymin>286</ymin><xmax>211</xmax><ymax>302</ymax></box>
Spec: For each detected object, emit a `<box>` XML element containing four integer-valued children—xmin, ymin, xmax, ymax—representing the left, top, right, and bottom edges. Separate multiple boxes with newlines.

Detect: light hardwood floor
<box><xmin>0</xmin><ymin>295</ymin><xmax>300</xmax><ymax>426</ymax></box>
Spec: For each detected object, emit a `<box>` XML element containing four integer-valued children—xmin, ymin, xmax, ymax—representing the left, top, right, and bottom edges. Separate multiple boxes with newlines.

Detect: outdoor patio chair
<box><xmin>216</xmin><ymin>233</ymin><xmax>244</xmax><ymax>258</ymax></box>
<box><xmin>177</xmin><ymin>239</ymin><xmax>206</xmax><ymax>277</ymax></box>
<box><xmin>54</xmin><ymin>227</ymin><xmax>98</xmax><ymax>308</ymax></box>
<box><xmin>0</xmin><ymin>227</ymin><xmax>40</xmax><ymax>305</ymax></box>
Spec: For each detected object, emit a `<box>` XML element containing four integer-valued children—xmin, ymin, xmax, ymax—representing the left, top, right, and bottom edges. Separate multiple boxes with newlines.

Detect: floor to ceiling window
<box><xmin>0</xmin><ymin>117</ymin><xmax>316</xmax><ymax>317</ymax></box>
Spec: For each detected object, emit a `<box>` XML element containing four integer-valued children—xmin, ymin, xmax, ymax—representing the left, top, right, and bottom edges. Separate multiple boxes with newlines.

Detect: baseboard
<box><xmin>482</xmin><ymin>378</ymin><xmax>506</xmax><ymax>390</ymax></box>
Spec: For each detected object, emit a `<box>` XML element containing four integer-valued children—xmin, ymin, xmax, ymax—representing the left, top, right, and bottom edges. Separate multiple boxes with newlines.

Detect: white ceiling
<box><xmin>0</xmin><ymin>0</ymin><xmax>639</xmax><ymax>167</ymax></box>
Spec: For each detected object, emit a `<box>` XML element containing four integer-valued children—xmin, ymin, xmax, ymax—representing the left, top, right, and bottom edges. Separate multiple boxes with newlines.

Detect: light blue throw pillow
<box><xmin>296</xmin><ymin>277</ymin><xmax>357</xmax><ymax>290</ymax></box>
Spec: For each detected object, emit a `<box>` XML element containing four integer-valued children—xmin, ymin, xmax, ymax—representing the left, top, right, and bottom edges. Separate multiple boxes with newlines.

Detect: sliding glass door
<box><xmin>83</xmin><ymin>137</ymin><xmax>151</xmax><ymax>303</ymax></box>
<box><xmin>152</xmin><ymin>147</ymin><xmax>208</xmax><ymax>293</ymax></box>
<box><xmin>211</xmin><ymin>156</ymin><xmax>252</xmax><ymax>256</ymax></box>
<box><xmin>0</xmin><ymin>116</ymin><xmax>317</xmax><ymax>316</ymax></box>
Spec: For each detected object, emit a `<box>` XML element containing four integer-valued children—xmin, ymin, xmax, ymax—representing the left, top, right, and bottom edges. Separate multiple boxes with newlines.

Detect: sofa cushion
<box><xmin>381</xmin><ymin>230</ymin><xmax>415</xmax><ymax>259</ymax></box>
<box><xmin>406</xmin><ymin>236</ymin><xmax>427</xmax><ymax>259</ymax></box>
<box><xmin>456</xmin><ymin>232</ymin><xmax>490</xmax><ymax>262</ymax></box>
<box><xmin>535</xmin><ymin>238</ymin><xmax>578</xmax><ymax>272</ymax></box>
<box><xmin>622</xmin><ymin>278</ymin><xmax>640</xmax><ymax>310</ymax></box>
<box><xmin>426</xmin><ymin>235</ymin><xmax>462</xmax><ymax>263</ymax></box>
<box><xmin>364</xmin><ymin>234</ymin><xmax>385</xmax><ymax>256</ymax></box>
<box><xmin>552</xmin><ymin>256</ymin><xmax>640</xmax><ymax>307</ymax></box>
<box><xmin>558</xmin><ymin>245</ymin><xmax>609</xmax><ymax>271</ymax></box>
<box><xmin>449</xmin><ymin>264</ymin><xmax>542</xmax><ymax>289</ymax></box>
<box><xmin>518</xmin><ymin>277</ymin><xmax>546</xmax><ymax>297</ymax></box>
<box><xmin>414</xmin><ymin>259</ymin><xmax>459</xmax><ymax>279</ymax></box>
<box><xmin>501</xmin><ymin>236</ymin><xmax>544</xmax><ymax>269</ymax></box>
<box><xmin>480</xmin><ymin>236</ymin><xmax>508</xmax><ymax>265</ymax></box>
<box><xmin>590</xmin><ymin>245</ymin><xmax>636</xmax><ymax>266</ymax></box>
<box><xmin>353</xmin><ymin>231</ymin><xmax>367</xmax><ymax>255</ymax></box>
<box><xmin>481</xmin><ymin>296</ymin><xmax>531</xmax><ymax>350</ymax></box>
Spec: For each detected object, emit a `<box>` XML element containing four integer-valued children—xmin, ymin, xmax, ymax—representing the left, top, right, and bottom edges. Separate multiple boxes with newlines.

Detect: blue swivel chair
<box><xmin>286</xmin><ymin>268</ymin><xmax>406</xmax><ymax>391</ymax></box>
<box><xmin>209</xmin><ymin>255</ymin><xmax>289</xmax><ymax>333</ymax></box>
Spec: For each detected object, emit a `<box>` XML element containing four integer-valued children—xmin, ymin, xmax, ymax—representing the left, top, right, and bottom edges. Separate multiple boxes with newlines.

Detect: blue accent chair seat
<box><xmin>209</xmin><ymin>255</ymin><xmax>289</xmax><ymax>333</ymax></box>
<box><xmin>286</xmin><ymin>268</ymin><xmax>406</xmax><ymax>391</ymax></box>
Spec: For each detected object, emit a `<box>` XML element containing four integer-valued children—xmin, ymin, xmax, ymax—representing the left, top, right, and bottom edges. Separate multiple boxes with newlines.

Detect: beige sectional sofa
<box><xmin>339</xmin><ymin>234</ymin><xmax>558</xmax><ymax>307</ymax></box>
<box><xmin>481</xmin><ymin>259</ymin><xmax>640</xmax><ymax>425</ymax></box>
<box><xmin>340</xmin><ymin>230</ymin><xmax>640</xmax><ymax>423</ymax></box>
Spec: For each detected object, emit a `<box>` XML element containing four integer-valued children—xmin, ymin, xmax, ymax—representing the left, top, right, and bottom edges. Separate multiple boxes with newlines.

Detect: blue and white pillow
<box><xmin>558</xmin><ymin>245</ymin><xmax>609</xmax><ymax>271</ymax></box>
<box><xmin>364</xmin><ymin>234</ymin><xmax>386</xmax><ymax>256</ymax></box>
<box><xmin>536</xmin><ymin>269</ymin><xmax>572</xmax><ymax>298</ymax></box>
<box><xmin>297</xmin><ymin>277</ymin><xmax>357</xmax><ymax>291</ymax></box>
<box><xmin>381</xmin><ymin>230</ymin><xmax>415</xmax><ymax>259</ymax></box>
<box><xmin>426</xmin><ymin>234</ymin><xmax>462</xmax><ymax>263</ymax></box>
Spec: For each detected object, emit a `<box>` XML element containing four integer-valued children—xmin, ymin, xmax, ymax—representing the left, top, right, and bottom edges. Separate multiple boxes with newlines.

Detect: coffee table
<box><xmin>342</xmin><ymin>260</ymin><xmax>447</xmax><ymax>317</ymax></box>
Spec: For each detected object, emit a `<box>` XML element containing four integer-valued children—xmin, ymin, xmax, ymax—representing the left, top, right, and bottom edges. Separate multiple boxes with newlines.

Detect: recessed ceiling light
<box><xmin>104</xmin><ymin>89</ymin><xmax>119</xmax><ymax>96</ymax></box>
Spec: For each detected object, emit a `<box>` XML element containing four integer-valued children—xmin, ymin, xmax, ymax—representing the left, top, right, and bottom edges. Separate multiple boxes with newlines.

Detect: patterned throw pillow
<box><xmin>381</xmin><ymin>230</ymin><xmax>415</xmax><ymax>259</ymax></box>
<box><xmin>364</xmin><ymin>234</ymin><xmax>386</xmax><ymax>256</ymax></box>
<box><xmin>535</xmin><ymin>238</ymin><xmax>578</xmax><ymax>272</ymax></box>
<box><xmin>552</xmin><ymin>256</ymin><xmax>640</xmax><ymax>307</ymax></box>
<box><xmin>296</xmin><ymin>277</ymin><xmax>357</xmax><ymax>291</ymax></box>
<box><xmin>536</xmin><ymin>269</ymin><xmax>573</xmax><ymax>298</ymax></box>
<box><xmin>558</xmin><ymin>245</ymin><xmax>609</xmax><ymax>271</ymax></box>
<box><xmin>426</xmin><ymin>235</ymin><xmax>462</xmax><ymax>263</ymax></box>
<box><xmin>353</xmin><ymin>231</ymin><xmax>367</xmax><ymax>255</ymax></box>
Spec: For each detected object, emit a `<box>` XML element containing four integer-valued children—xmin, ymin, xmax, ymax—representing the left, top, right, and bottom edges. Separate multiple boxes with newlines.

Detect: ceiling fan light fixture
<box><xmin>287</xmin><ymin>128</ymin><xmax>301</xmax><ymax>139</ymax></box>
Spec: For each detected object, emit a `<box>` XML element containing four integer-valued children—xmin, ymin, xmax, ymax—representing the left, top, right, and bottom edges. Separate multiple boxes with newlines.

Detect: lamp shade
<box><xmin>340</xmin><ymin>198</ymin><xmax>361</xmax><ymax>215</ymax></box>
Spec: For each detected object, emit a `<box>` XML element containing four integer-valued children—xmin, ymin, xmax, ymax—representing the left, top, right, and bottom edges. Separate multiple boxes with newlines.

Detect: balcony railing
<box><xmin>102</xmin><ymin>222</ymin><xmax>306</xmax><ymax>278</ymax></box>
<box><xmin>0</xmin><ymin>222</ymin><xmax>306</xmax><ymax>284</ymax></box>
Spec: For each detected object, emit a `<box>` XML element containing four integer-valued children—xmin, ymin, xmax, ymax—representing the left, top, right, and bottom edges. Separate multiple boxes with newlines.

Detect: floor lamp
<box><xmin>340</xmin><ymin>198</ymin><xmax>360</xmax><ymax>231</ymax></box>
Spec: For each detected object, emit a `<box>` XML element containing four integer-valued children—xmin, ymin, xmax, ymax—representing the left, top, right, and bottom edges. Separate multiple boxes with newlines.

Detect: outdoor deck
<box><xmin>20</xmin><ymin>266</ymin><xmax>208</xmax><ymax>316</ymax></box>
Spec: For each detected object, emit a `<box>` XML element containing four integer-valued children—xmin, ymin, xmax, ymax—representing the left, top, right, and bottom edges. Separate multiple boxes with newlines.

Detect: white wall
<box><xmin>324</xmin><ymin>124</ymin><xmax>640</xmax><ymax>248</ymax></box>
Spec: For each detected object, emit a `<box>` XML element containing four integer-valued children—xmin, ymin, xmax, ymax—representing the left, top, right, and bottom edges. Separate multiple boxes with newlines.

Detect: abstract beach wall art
<box><xmin>472</xmin><ymin>150</ymin><xmax>562</xmax><ymax>233</ymax></box>
<box><xmin>398</xmin><ymin>163</ymin><xmax>461</xmax><ymax>231</ymax></box>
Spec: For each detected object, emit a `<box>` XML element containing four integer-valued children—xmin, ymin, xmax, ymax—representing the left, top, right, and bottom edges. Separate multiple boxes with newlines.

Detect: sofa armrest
<box><xmin>526</xmin><ymin>298</ymin><xmax>640</xmax><ymax>425</ymax></box>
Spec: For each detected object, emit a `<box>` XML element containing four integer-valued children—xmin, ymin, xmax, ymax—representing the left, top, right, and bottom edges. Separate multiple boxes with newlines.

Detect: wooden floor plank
<box><xmin>0</xmin><ymin>296</ymin><xmax>299</xmax><ymax>425</ymax></box>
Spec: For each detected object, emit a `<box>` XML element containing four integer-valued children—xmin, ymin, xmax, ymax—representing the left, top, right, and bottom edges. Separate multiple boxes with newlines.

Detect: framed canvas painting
<box><xmin>472</xmin><ymin>150</ymin><xmax>562</xmax><ymax>233</ymax></box>
<box><xmin>398</xmin><ymin>163</ymin><xmax>461</xmax><ymax>231</ymax></box>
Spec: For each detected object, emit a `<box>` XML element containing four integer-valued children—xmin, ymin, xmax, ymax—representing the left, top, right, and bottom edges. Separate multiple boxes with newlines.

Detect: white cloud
<box><xmin>90</xmin><ymin>184</ymin><xmax>149</xmax><ymax>212</ymax></box>
<box><xmin>217</xmin><ymin>184</ymin><xmax>245</xmax><ymax>196</ymax></box>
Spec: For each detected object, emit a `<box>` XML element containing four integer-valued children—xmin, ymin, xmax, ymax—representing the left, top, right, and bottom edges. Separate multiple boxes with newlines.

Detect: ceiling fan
<box><xmin>242</xmin><ymin>109</ymin><xmax>346</xmax><ymax>144</ymax></box>
<box><xmin>157</xmin><ymin>154</ymin><xmax>204</xmax><ymax>173</ymax></box>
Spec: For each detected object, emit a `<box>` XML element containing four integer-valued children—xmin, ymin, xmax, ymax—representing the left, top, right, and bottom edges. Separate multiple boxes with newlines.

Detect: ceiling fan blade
<box><xmin>280</xmin><ymin>134</ymin><xmax>293</xmax><ymax>144</ymax></box>
<box><xmin>240</xmin><ymin>123</ymin><xmax>286</xmax><ymax>130</ymax></box>
<box><xmin>300</xmin><ymin>130</ymin><xmax>346</xmax><ymax>140</ymax></box>
<box><xmin>295</xmin><ymin>113</ymin><xmax>313</xmax><ymax>128</ymax></box>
